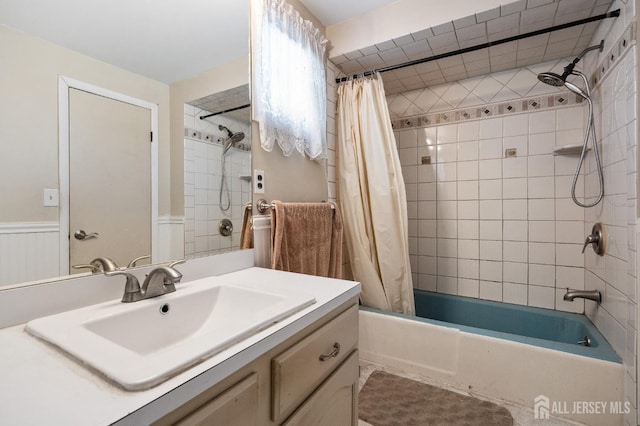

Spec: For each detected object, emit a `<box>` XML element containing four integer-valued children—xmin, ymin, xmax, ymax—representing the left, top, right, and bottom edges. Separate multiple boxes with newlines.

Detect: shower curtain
<box><xmin>337</xmin><ymin>73</ymin><xmax>415</xmax><ymax>315</ymax></box>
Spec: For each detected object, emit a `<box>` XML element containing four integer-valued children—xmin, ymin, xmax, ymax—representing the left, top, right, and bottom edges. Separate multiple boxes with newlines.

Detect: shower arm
<box><xmin>562</xmin><ymin>40</ymin><xmax>604</xmax><ymax>78</ymax></box>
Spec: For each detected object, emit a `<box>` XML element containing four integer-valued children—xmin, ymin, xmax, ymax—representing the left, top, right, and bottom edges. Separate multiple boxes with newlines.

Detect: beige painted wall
<box><xmin>168</xmin><ymin>56</ymin><xmax>250</xmax><ymax>217</ymax></box>
<box><xmin>0</xmin><ymin>25</ymin><xmax>171</xmax><ymax>222</ymax></box>
<box><xmin>249</xmin><ymin>0</ymin><xmax>329</xmax><ymax>209</ymax></box>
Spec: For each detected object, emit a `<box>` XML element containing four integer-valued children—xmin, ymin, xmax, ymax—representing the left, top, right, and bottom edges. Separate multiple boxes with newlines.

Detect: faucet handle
<box><xmin>168</xmin><ymin>259</ymin><xmax>186</xmax><ymax>268</ymax></box>
<box><xmin>105</xmin><ymin>271</ymin><xmax>141</xmax><ymax>303</ymax></box>
<box><xmin>72</xmin><ymin>263</ymin><xmax>100</xmax><ymax>273</ymax></box>
<box><xmin>127</xmin><ymin>255</ymin><xmax>151</xmax><ymax>268</ymax></box>
<box><xmin>91</xmin><ymin>257</ymin><xmax>119</xmax><ymax>272</ymax></box>
<box><xmin>582</xmin><ymin>223</ymin><xmax>605</xmax><ymax>256</ymax></box>
<box><xmin>582</xmin><ymin>234</ymin><xmax>596</xmax><ymax>254</ymax></box>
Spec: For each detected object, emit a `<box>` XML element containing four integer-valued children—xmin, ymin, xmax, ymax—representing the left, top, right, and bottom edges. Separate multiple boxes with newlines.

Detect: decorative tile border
<box><xmin>389</xmin><ymin>21</ymin><xmax>637</xmax><ymax>131</ymax></box>
<box><xmin>390</xmin><ymin>91</ymin><xmax>584</xmax><ymax>130</ymax></box>
<box><xmin>590</xmin><ymin>22</ymin><xmax>636</xmax><ymax>88</ymax></box>
<box><xmin>184</xmin><ymin>127</ymin><xmax>251</xmax><ymax>151</ymax></box>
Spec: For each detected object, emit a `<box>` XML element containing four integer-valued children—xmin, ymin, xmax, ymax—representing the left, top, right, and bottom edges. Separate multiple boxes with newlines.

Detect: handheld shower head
<box><xmin>222</xmin><ymin>131</ymin><xmax>246</xmax><ymax>155</ymax></box>
<box><xmin>564</xmin><ymin>80</ymin><xmax>589</xmax><ymax>99</ymax></box>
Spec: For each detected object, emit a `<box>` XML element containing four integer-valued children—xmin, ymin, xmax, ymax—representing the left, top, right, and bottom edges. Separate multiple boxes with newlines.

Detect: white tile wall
<box><xmin>394</xmin><ymin>63</ymin><xmax>590</xmax><ymax>312</ymax></box>
<box><xmin>581</xmin><ymin>0</ymin><xmax>638</xmax><ymax>422</ymax></box>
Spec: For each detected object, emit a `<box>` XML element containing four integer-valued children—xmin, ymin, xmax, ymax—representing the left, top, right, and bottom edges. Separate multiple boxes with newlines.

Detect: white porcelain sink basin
<box><xmin>25</xmin><ymin>278</ymin><xmax>315</xmax><ymax>390</ymax></box>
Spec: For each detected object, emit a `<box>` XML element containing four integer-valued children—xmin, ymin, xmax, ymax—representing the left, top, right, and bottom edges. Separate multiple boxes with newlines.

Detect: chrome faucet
<box><xmin>141</xmin><ymin>266</ymin><xmax>183</xmax><ymax>298</ymax></box>
<box><xmin>564</xmin><ymin>288</ymin><xmax>602</xmax><ymax>304</ymax></box>
<box><xmin>106</xmin><ymin>261</ymin><xmax>184</xmax><ymax>303</ymax></box>
<box><xmin>72</xmin><ymin>257</ymin><xmax>119</xmax><ymax>273</ymax></box>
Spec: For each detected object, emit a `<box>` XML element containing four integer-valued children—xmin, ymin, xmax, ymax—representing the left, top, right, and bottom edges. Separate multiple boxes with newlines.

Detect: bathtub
<box><xmin>359</xmin><ymin>290</ymin><xmax>624</xmax><ymax>425</ymax></box>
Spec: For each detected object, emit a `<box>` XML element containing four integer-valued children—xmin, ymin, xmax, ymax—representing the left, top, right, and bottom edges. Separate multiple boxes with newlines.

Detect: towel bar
<box><xmin>256</xmin><ymin>199</ymin><xmax>335</xmax><ymax>214</ymax></box>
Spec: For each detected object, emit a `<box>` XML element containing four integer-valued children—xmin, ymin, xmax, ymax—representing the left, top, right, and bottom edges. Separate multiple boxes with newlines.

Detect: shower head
<box><xmin>537</xmin><ymin>40</ymin><xmax>604</xmax><ymax>88</ymax></box>
<box><xmin>218</xmin><ymin>124</ymin><xmax>246</xmax><ymax>154</ymax></box>
<box><xmin>564</xmin><ymin>80</ymin><xmax>589</xmax><ymax>100</ymax></box>
<box><xmin>229</xmin><ymin>132</ymin><xmax>245</xmax><ymax>143</ymax></box>
<box><xmin>218</xmin><ymin>124</ymin><xmax>233</xmax><ymax>138</ymax></box>
<box><xmin>222</xmin><ymin>131</ymin><xmax>246</xmax><ymax>155</ymax></box>
<box><xmin>565</xmin><ymin>70</ymin><xmax>592</xmax><ymax>99</ymax></box>
<box><xmin>218</xmin><ymin>124</ymin><xmax>245</xmax><ymax>143</ymax></box>
<box><xmin>537</xmin><ymin>72</ymin><xmax>566</xmax><ymax>87</ymax></box>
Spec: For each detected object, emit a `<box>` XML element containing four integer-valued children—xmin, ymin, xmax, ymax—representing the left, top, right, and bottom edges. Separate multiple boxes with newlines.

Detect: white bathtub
<box><xmin>359</xmin><ymin>308</ymin><xmax>624</xmax><ymax>425</ymax></box>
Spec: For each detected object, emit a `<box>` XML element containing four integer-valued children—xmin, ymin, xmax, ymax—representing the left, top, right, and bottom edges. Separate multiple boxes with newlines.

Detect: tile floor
<box><xmin>357</xmin><ymin>361</ymin><xmax>584</xmax><ymax>426</ymax></box>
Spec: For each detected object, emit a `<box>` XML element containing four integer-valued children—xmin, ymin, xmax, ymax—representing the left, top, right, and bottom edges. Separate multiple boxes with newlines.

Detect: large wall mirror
<box><xmin>0</xmin><ymin>1</ymin><xmax>250</xmax><ymax>288</ymax></box>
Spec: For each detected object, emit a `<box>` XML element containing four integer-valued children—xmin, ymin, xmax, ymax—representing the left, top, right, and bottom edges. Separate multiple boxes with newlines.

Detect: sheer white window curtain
<box><xmin>251</xmin><ymin>0</ymin><xmax>328</xmax><ymax>160</ymax></box>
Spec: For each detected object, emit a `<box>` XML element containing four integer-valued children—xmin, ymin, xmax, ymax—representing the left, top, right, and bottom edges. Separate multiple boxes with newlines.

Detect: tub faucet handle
<box><xmin>582</xmin><ymin>234</ymin><xmax>597</xmax><ymax>253</ymax></box>
<box><xmin>582</xmin><ymin>223</ymin><xmax>605</xmax><ymax>256</ymax></box>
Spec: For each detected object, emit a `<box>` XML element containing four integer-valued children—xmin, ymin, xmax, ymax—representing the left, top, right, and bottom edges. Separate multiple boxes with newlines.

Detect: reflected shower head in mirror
<box><xmin>218</xmin><ymin>124</ymin><xmax>246</xmax><ymax>211</ymax></box>
<box><xmin>218</xmin><ymin>124</ymin><xmax>233</xmax><ymax>137</ymax></box>
<box><xmin>219</xmin><ymin>124</ymin><xmax>245</xmax><ymax>153</ymax></box>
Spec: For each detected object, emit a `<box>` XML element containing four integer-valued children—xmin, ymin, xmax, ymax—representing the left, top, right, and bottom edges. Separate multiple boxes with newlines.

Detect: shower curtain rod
<box><xmin>199</xmin><ymin>103</ymin><xmax>251</xmax><ymax>120</ymax></box>
<box><xmin>335</xmin><ymin>9</ymin><xmax>620</xmax><ymax>83</ymax></box>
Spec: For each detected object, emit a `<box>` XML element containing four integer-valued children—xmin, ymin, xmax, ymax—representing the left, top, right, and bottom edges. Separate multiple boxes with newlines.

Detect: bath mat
<box><xmin>359</xmin><ymin>370</ymin><xmax>513</xmax><ymax>426</ymax></box>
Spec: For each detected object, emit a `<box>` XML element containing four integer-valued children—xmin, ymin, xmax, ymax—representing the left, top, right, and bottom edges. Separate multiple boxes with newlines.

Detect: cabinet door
<box><xmin>283</xmin><ymin>350</ymin><xmax>358</xmax><ymax>426</ymax></box>
<box><xmin>272</xmin><ymin>305</ymin><xmax>358</xmax><ymax>422</ymax></box>
<box><xmin>175</xmin><ymin>373</ymin><xmax>258</xmax><ymax>426</ymax></box>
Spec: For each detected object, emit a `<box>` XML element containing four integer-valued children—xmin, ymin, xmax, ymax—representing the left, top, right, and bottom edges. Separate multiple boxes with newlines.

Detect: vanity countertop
<box><xmin>0</xmin><ymin>267</ymin><xmax>360</xmax><ymax>425</ymax></box>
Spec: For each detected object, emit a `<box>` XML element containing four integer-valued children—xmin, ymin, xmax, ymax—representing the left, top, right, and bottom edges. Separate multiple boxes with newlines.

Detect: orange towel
<box><xmin>270</xmin><ymin>200</ymin><xmax>342</xmax><ymax>279</ymax></box>
<box><xmin>240</xmin><ymin>202</ymin><xmax>253</xmax><ymax>249</ymax></box>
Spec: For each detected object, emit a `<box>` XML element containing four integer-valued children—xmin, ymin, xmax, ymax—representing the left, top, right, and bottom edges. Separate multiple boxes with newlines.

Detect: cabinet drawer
<box><xmin>175</xmin><ymin>373</ymin><xmax>258</xmax><ymax>426</ymax></box>
<box><xmin>283</xmin><ymin>350</ymin><xmax>359</xmax><ymax>426</ymax></box>
<box><xmin>271</xmin><ymin>304</ymin><xmax>358</xmax><ymax>422</ymax></box>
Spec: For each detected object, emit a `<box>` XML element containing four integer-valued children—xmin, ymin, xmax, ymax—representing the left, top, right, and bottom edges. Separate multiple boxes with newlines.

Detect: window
<box><xmin>251</xmin><ymin>0</ymin><xmax>327</xmax><ymax>160</ymax></box>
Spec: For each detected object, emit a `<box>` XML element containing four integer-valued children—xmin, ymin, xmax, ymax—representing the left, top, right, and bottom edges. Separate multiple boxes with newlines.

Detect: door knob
<box><xmin>74</xmin><ymin>229</ymin><xmax>99</xmax><ymax>240</ymax></box>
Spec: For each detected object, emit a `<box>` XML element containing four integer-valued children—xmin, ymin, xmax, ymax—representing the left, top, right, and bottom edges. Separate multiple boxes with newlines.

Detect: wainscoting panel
<box><xmin>0</xmin><ymin>222</ymin><xmax>60</xmax><ymax>286</ymax></box>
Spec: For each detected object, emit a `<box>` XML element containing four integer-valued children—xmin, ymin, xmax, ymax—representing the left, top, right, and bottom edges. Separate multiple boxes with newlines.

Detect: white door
<box><xmin>68</xmin><ymin>88</ymin><xmax>151</xmax><ymax>273</ymax></box>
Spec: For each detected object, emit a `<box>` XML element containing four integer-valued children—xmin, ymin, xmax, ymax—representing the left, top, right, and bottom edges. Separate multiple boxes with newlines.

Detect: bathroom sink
<box><xmin>25</xmin><ymin>278</ymin><xmax>315</xmax><ymax>390</ymax></box>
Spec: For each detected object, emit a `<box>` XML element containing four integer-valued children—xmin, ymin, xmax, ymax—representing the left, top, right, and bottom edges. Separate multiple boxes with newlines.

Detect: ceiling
<box><xmin>332</xmin><ymin>0</ymin><xmax>614</xmax><ymax>95</ymax></box>
<box><xmin>300</xmin><ymin>0</ymin><xmax>398</xmax><ymax>26</ymax></box>
<box><xmin>0</xmin><ymin>0</ymin><xmax>395</xmax><ymax>85</ymax></box>
<box><xmin>0</xmin><ymin>0</ymin><xmax>251</xmax><ymax>84</ymax></box>
<box><xmin>0</xmin><ymin>0</ymin><xmax>615</xmax><ymax>94</ymax></box>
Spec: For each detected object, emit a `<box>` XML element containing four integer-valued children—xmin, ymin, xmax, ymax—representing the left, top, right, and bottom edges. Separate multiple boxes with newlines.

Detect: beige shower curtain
<box><xmin>337</xmin><ymin>73</ymin><xmax>415</xmax><ymax>315</ymax></box>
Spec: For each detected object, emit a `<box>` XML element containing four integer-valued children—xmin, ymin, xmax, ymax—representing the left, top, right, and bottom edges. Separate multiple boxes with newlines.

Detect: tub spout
<box><xmin>563</xmin><ymin>288</ymin><xmax>601</xmax><ymax>304</ymax></box>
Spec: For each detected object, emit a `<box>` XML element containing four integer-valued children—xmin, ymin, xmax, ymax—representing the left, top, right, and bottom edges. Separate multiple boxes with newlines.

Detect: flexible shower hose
<box><xmin>570</xmin><ymin>76</ymin><xmax>604</xmax><ymax>208</ymax></box>
<box><xmin>219</xmin><ymin>155</ymin><xmax>231</xmax><ymax>211</ymax></box>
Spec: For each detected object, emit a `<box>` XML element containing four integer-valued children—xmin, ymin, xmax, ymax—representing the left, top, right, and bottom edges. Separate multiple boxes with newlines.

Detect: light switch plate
<box><xmin>43</xmin><ymin>189</ymin><xmax>59</xmax><ymax>207</ymax></box>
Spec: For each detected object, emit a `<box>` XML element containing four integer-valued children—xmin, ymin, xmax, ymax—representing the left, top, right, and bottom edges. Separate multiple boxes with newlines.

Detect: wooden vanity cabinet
<box><xmin>282</xmin><ymin>350</ymin><xmax>358</xmax><ymax>426</ymax></box>
<box><xmin>154</xmin><ymin>299</ymin><xmax>358</xmax><ymax>426</ymax></box>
